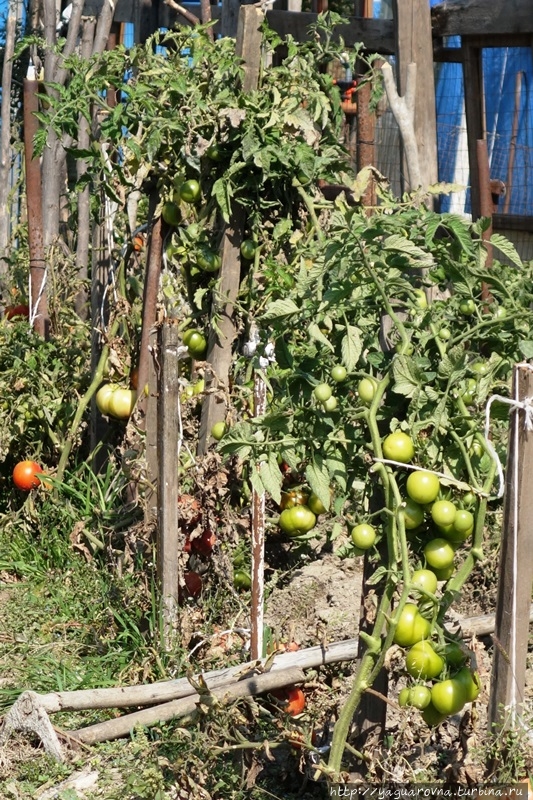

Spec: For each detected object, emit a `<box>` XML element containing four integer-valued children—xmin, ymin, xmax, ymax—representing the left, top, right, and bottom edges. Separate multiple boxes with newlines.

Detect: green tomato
<box><xmin>357</xmin><ymin>377</ymin><xmax>377</xmax><ymax>405</ymax></box>
<box><xmin>494</xmin><ymin>306</ymin><xmax>507</xmax><ymax>320</ymax></box>
<box><xmin>401</xmin><ymin>497</ymin><xmax>425</xmax><ymax>530</ymax></box>
<box><xmin>240</xmin><ymin>239</ymin><xmax>256</xmax><ymax>260</ymax></box>
<box><xmin>186</xmin><ymin>331</ymin><xmax>208</xmax><ymax>359</ymax></box>
<box><xmin>430</xmin><ymin>563</ymin><xmax>455</xmax><ymax>581</ymax></box>
<box><xmin>234</xmin><ymin>570</ymin><xmax>251</xmax><ymax>590</ymax></box>
<box><xmin>412</xmin><ymin>288</ymin><xmax>428</xmax><ymax>310</ymax></box>
<box><xmin>438</xmin><ymin>328</ymin><xmax>452</xmax><ymax>341</ymax></box>
<box><xmin>383</xmin><ymin>431</ymin><xmax>415</xmax><ymax>463</ymax></box>
<box><xmin>331</xmin><ymin>365</ymin><xmax>347</xmax><ymax>383</ymax></box>
<box><xmin>454</xmin><ymin>667</ymin><xmax>481</xmax><ymax>703</ymax></box>
<box><xmin>471</xmin><ymin>360</ymin><xmax>489</xmax><ymax>376</ymax></box>
<box><xmin>411</xmin><ymin>568</ymin><xmax>438</xmax><ymax>595</ymax></box>
<box><xmin>278</xmin><ymin>505</ymin><xmax>317</xmax><ymax>537</ymax></box>
<box><xmin>180</xmin><ymin>179</ymin><xmax>201</xmax><ymax>203</ymax></box>
<box><xmin>206</xmin><ymin>142</ymin><xmax>223</xmax><ymax>161</ymax></box>
<box><xmin>393</xmin><ymin>603</ymin><xmax>431</xmax><ymax>647</ymax></box>
<box><xmin>405</xmin><ymin>640</ymin><xmax>444</xmax><ymax>680</ymax></box>
<box><xmin>162</xmin><ymin>201</ymin><xmax>181</xmax><ymax>226</ymax></box>
<box><xmin>406</xmin><ymin>470</ymin><xmax>440</xmax><ymax>505</ymax></box>
<box><xmin>323</xmin><ymin>395</ymin><xmax>338</xmax><ymax>412</ymax></box>
<box><xmin>431</xmin><ymin>678</ymin><xmax>467</xmax><ymax>715</ymax></box>
<box><xmin>422</xmin><ymin>701</ymin><xmax>447</xmax><ymax>727</ymax></box>
<box><xmin>424</xmin><ymin>538</ymin><xmax>455</xmax><ymax>571</ymax></box>
<box><xmin>313</xmin><ymin>383</ymin><xmax>332</xmax><ymax>403</ymax></box>
<box><xmin>398</xmin><ymin>687</ymin><xmax>411</xmax><ymax>708</ymax></box>
<box><xmin>431</xmin><ymin>499</ymin><xmax>457</xmax><ymax>528</ymax></box>
<box><xmin>408</xmin><ymin>685</ymin><xmax>432</xmax><ymax>710</ymax></box>
<box><xmin>307</xmin><ymin>492</ymin><xmax>328</xmax><ymax>515</ymax></box>
<box><xmin>211</xmin><ymin>421</ymin><xmax>228</xmax><ymax>441</ymax></box>
<box><xmin>350</xmin><ymin>523</ymin><xmax>377</xmax><ymax>551</ymax></box>
<box><xmin>196</xmin><ymin>245</ymin><xmax>221</xmax><ymax>273</ymax></box>
<box><xmin>459</xmin><ymin>298</ymin><xmax>476</xmax><ymax>316</ymax></box>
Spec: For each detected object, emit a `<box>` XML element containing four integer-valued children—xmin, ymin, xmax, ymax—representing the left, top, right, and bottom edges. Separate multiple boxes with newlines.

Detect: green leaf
<box><xmin>305</xmin><ymin>457</ymin><xmax>331</xmax><ymax>511</ymax></box>
<box><xmin>391</xmin><ymin>355</ymin><xmax>422</xmax><ymax>398</ymax></box>
<box><xmin>489</xmin><ymin>234</ymin><xmax>523</xmax><ymax>269</ymax></box>
<box><xmin>382</xmin><ymin>234</ymin><xmax>434</xmax><ymax>268</ymax></box>
<box><xmin>519</xmin><ymin>340</ymin><xmax>533</xmax><ymax>360</ymax></box>
<box><xmin>259</xmin><ymin>452</ymin><xmax>283</xmax><ymax>504</ymax></box>
<box><xmin>308</xmin><ymin>322</ymin><xmax>334</xmax><ymax>352</ymax></box>
<box><xmin>341</xmin><ymin>325</ymin><xmax>362</xmax><ymax>372</ymax></box>
<box><xmin>249</xmin><ymin>467</ymin><xmax>265</xmax><ymax>498</ymax></box>
<box><xmin>442</xmin><ymin>214</ymin><xmax>475</xmax><ymax>255</ymax></box>
<box><xmin>262</xmin><ymin>298</ymin><xmax>300</xmax><ymax>321</ymax></box>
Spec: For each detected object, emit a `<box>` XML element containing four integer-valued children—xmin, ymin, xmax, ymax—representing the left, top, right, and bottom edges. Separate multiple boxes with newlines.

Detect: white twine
<box><xmin>372</xmin><ymin>458</ymin><xmax>480</xmax><ymax>495</ymax></box>
<box><xmin>28</xmin><ymin>266</ymin><xmax>48</xmax><ymax>328</ymax></box>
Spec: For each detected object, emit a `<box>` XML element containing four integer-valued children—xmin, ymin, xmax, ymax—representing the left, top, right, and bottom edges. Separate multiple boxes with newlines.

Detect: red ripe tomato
<box><xmin>183</xmin><ymin>571</ymin><xmax>203</xmax><ymax>598</ymax></box>
<box><xmin>191</xmin><ymin>529</ymin><xmax>216</xmax><ymax>556</ymax></box>
<box><xmin>5</xmin><ymin>304</ymin><xmax>30</xmax><ymax>320</ymax></box>
<box><xmin>272</xmin><ymin>686</ymin><xmax>306</xmax><ymax>716</ymax></box>
<box><xmin>13</xmin><ymin>460</ymin><xmax>44</xmax><ymax>491</ymax></box>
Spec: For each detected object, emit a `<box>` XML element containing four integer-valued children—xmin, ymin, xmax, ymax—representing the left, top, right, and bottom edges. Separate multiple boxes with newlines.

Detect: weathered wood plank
<box><xmin>489</xmin><ymin>366</ymin><xmax>533</xmax><ymax>730</ymax></box>
<box><xmin>461</xmin><ymin>40</ymin><xmax>484</xmax><ymax>220</ymax></box>
<box><xmin>157</xmin><ymin>321</ymin><xmax>182</xmax><ymax>647</ymax></box>
<box><xmin>394</xmin><ymin>0</ymin><xmax>438</xmax><ymax>194</ymax></box>
<box><xmin>432</xmin><ymin>0</ymin><xmax>533</xmax><ymax>38</ymax></box>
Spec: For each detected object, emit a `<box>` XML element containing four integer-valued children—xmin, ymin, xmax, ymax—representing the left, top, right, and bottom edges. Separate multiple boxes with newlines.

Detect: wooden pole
<box><xmin>393</xmin><ymin>0</ymin><xmax>438</xmax><ymax>196</ymax></box>
<box><xmin>476</xmin><ymin>138</ymin><xmax>494</xmax><ymax>303</ymax></box>
<box><xmin>461</xmin><ymin>38</ymin><xmax>484</xmax><ymax>220</ymax></box>
<box><xmin>23</xmin><ymin>73</ymin><xmax>48</xmax><ymax>338</ymax></box>
<box><xmin>157</xmin><ymin>321</ymin><xmax>182</xmax><ymax>647</ymax></box>
<box><xmin>197</xmin><ymin>6</ymin><xmax>264</xmax><ymax>455</ymax></box>
<box><xmin>488</xmin><ymin>365</ymin><xmax>533</xmax><ymax>733</ymax></box>
<box><xmin>250</xmin><ymin>373</ymin><xmax>267</xmax><ymax>660</ymax></box>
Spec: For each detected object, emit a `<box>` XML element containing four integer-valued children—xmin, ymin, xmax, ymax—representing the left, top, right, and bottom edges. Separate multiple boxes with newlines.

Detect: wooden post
<box><xmin>197</xmin><ymin>6</ymin><xmax>264</xmax><ymax>455</ymax></box>
<box><xmin>250</xmin><ymin>373</ymin><xmax>267</xmax><ymax>660</ymax></box>
<box><xmin>393</xmin><ymin>0</ymin><xmax>438</xmax><ymax>195</ymax></box>
<box><xmin>157</xmin><ymin>321</ymin><xmax>182</xmax><ymax>647</ymax></box>
<box><xmin>476</xmin><ymin>138</ymin><xmax>494</xmax><ymax>302</ymax></box>
<box><xmin>144</xmin><ymin>326</ymin><xmax>159</xmax><ymax>523</ymax></box>
<box><xmin>23</xmin><ymin>73</ymin><xmax>48</xmax><ymax>338</ymax></box>
<box><xmin>461</xmin><ymin>38</ymin><xmax>484</xmax><ymax>220</ymax></box>
<box><xmin>488</xmin><ymin>365</ymin><xmax>533</xmax><ymax>733</ymax></box>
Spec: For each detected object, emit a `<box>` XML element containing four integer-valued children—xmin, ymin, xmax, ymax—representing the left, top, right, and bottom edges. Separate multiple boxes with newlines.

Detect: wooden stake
<box><xmin>488</xmin><ymin>365</ymin><xmax>533</xmax><ymax>732</ymax></box>
<box><xmin>250</xmin><ymin>373</ymin><xmax>267</xmax><ymax>660</ymax></box>
<box><xmin>157</xmin><ymin>321</ymin><xmax>182</xmax><ymax>648</ymax></box>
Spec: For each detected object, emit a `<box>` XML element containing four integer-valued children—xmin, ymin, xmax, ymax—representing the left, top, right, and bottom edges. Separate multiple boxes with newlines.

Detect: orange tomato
<box><xmin>13</xmin><ymin>460</ymin><xmax>44</xmax><ymax>491</ymax></box>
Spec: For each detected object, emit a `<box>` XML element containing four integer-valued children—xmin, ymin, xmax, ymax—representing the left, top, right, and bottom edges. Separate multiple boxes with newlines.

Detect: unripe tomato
<box><xmin>307</xmin><ymin>492</ymin><xmax>328</xmax><ymax>515</ymax></box>
<box><xmin>186</xmin><ymin>331</ymin><xmax>207</xmax><ymax>359</ymax></box>
<box><xmin>211</xmin><ymin>421</ymin><xmax>228</xmax><ymax>441</ymax></box>
<box><xmin>180</xmin><ymin>179</ymin><xmax>201</xmax><ymax>203</ymax></box>
<box><xmin>162</xmin><ymin>201</ymin><xmax>181</xmax><ymax>226</ymax></box>
<box><xmin>454</xmin><ymin>667</ymin><xmax>481</xmax><ymax>703</ymax></box>
<box><xmin>13</xmin><ymin>460</ymin><xmax>44</xmax><ymax>491</ymax></box>
<box><xmin>471</xmin><ymin>360</ymin><xmax>489</xmax><ymax>376</ymax></box>
<box><xmin>431</xmin><ymin>499</ymin><xmax>457</xmax><ymax>528</ymax></box>
<box><xmin>398</xmin><ymin>687</ymin><xmax>410</xmax><ymax>707</ymax></box>
<box><xmin>424</xmin><ymin>538</ymin><xmax>455</xmax><ymax>571</ymax></box>
<box><xmin>382</xmin><ymin>431</ymin><xmax>415</xmax><ymax>463</ymax></box>
<box><xmin>431</xmin><ymin>678</ymin><xmax>466</xmax><ymax>715</ymax></box>
<box><xmin>411</xmin><ymin>569</ymin><xmax>438</xmax><ymax>595</ymax></box>
<box><xmin>350</xmin><ymin>523</ymin><xmax>377</xmax><ymax>550</ymax></box>
<box><xmin>401</xmin><ymin>497</ymin><xmax>424</xmax><ymax>530</ymax></box>
<box><xmin>422</xmin><ymin>701</ymin><xmax>447</xmax><ymax>727</ymax></box>
<box><xmin>430</xmin><ymin>563</ymin><xmax>455</xmax><ymax>581</ymax></box>
<box><xmin>313</xmin><ymin>383</ymin><xmax>332</xmax><ymax>403</ymax></box>
<box><xmin>405</xmin><ymin>641</ymin><xmax>444</xmax><ymax>680</ymax></box>
<box><xmin>438</xmin><ymin>327</ymin><xmax>451</xmax><ymax>341</ymax></box>
<box><xmin>459</xmin><ymin>298</ymin><xmax>476</xmax><ymax>316</ymax></box>
<box><xmin>393</xmin><ymin>603</ymin><xmax>430</xmax><ymax>647</ymax></box>
<box><xmin>408</xmin><ymin>685</ymin><xmax>432</xmax><ymax>710</ymax></box>
<box><xmin>206</xmin><ymin>142</ymin><xmax>223</xmax><ymax>161</ymax></box>
<box><xmin>357</xmin><ymin>377</ymin><xmax>377</xmax><ymax>405</ymax></box>
<box><xmin>96</xmin><ymin>383</ymin><xmax>118</xmax><ymax>415</ymax></box>
<box><xmin>240</xmin><ymin>239</ymin><xmax>256</xmax><ymax>260</ymax></box>
<box><xmin>278</xmin><ymin>505</ymin><xmax>316</xmax><ymax>536</ymax></box>
<box><xmin>108</xmin><ymin>388</ymin><xmax>137</xmax><ymax>420</ymax></box>
<box><xmin>406</xmin><ymin>470</ymin><xmax>440</xmax><ymax>505</ymax></box>
<box><xmin>331</xmin><ymin>365</ymin><xmax>347</xmax><ymax>382</ymax></box>
<box><xmin>234</xmin><ymin>570</ymin><xmax>252</xmax><ymax>590</ymax></box>
<box><xmin>412</xmin><ymin>288</ymin><xmax>428</xmax><ymax>310</ymax></box>
<box><xmin>323</xmin><ymin>395</ymin><xmax>338</xmax><ymax>412</ymax></box>
<box><xmin>196</xmin><ymin>245</ymin><xmax>221</xmax><ymax>272</ymax></box>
